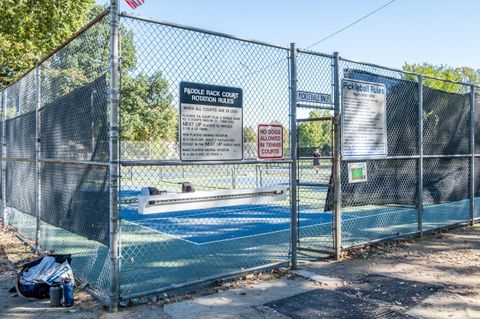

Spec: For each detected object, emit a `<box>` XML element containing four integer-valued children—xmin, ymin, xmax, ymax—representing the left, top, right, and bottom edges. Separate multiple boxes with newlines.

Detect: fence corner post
<box><xmin>35</xmin><ymin>63</ymin><xmax>41</xmax><ymax>254</ymax></box>
<box><xmin>289</xmin><ymin>42</ymin><xmax>298</xmax><ymax>270</ymax></box>
<box><xmin>109</xmin><ymin>0</ymin><xmax>121</xmax><ymax>313</ymax></box>
<box><xmin>470</xmin><ymin>84</ymin><xmax>475</xmax><ymax>226</ymax></box>
<box><xmin>417</xmin><ymin>75</ymin><xmax>424</xmax><ymax>236</ymax></box>
<box><xmin>332</xmin><ymin>52</ymin><xmax>342</xmax><ymax>260</ymax></box>
<box><xmin>1</xmin><ymin>89</ymin><xmax>6</xmax><ymax>230</ymax></box>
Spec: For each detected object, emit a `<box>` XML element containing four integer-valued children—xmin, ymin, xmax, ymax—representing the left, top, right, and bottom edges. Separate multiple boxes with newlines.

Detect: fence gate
<box><xmin>296</xmin><ymin>116</ymin><xmax>336</xmax><ymax>256</ymax></box>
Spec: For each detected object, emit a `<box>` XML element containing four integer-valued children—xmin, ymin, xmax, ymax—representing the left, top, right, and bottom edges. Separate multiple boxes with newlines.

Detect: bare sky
<box><xmin>97</xmin><ymin>0</ymin><xmax>479</xmax><ymax>70</ymax></box>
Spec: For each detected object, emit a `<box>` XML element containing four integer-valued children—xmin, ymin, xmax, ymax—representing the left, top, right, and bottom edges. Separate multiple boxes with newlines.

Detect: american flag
<box><xmin>124</xmin><ymin>0</ymin><xmax>145</xmax><ymax>9</ymax></box>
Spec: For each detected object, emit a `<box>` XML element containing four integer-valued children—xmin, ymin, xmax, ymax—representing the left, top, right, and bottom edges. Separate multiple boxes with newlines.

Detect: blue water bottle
<box><xmin>62</xmin><ymin>278</ymin><xmax>74</xmax><ymax>307</ymax></box>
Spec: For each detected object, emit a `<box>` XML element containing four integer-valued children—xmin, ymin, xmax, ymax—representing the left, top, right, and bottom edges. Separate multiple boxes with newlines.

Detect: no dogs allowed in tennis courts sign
<box><xmin>180</xmin><ymin>82</ymin><xmax>243</xmax><ymax>161</ymax></box>
<box><xmin>257</xmin><ymin>124</ymin><xmax>284</xmax><ymax>159</ymax></box>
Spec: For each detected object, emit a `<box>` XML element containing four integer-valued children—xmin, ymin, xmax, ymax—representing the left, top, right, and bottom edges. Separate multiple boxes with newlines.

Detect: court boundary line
<box><xmin>121</xmin><ymin>199</ymin><xmax>471</xmax><ymax>246</ymax></box>
<box><xmin>122</xmin><ymin>211</ymin><xmax>356</xmax><ymax>246</ymax></box>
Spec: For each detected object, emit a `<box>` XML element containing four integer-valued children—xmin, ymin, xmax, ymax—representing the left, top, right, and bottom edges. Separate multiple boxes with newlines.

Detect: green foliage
<box><xmin>40</xmin><ymin>4</ymin><xmax>138</xmax><ymax>99</ymax></box>
<box><xmin>0</xmin><ymin>0</ymin><xmax>95</xmax><ymax>86</ymax></box>
<box><xmin>121</xmin><ymin>73</ymin><xmax>178</xmax><ymax>142</ymax></box>
<box><xmin>1</xmin><ymin>2</ymin><xmax>180</xmax><ymax>142</ymax></box>
<box><xmin>243</xmin><ymin>126</ymin><xmax>257</xmax><ymax>143</ymax></box>
<box><xmin>298</xmin><ymin>110</ymin><xmax>332</xmax><ymax>155</ymax></box>
<box><xmin>403</xmin><ymin>63</ymin><xmax>480</xmax><ymax>93</ymax></box>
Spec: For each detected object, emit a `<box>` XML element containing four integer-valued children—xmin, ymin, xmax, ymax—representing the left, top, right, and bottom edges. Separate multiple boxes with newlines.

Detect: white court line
<box><xmin>123</xmin><ymin>200</ymin><xmax>470</xmax><ymax>246</ymax></box>
<box><xmin>123</xmin><ymin>213</ymin><xmax>337</xmax><ymax>246</ymax></box>
<box><xmin>124</xmin><ymin>218</ymin><xmax>334</xmax><ymax>246</ymax></box>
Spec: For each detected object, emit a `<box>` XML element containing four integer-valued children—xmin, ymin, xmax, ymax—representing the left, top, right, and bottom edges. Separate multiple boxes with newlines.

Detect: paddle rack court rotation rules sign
<box><xmin>257</xmin><ymin>124</ymin><xmax>284</xmax><ymax>159</ymax></box>
<box><xmin>180</xmin><ymin>82</ymin><xmax>243</xmax><ymax>161</ymax></box>
<box><xmin>341</xmin><ymin>79</ymin><xmax>387</xmax><ymax>158</ymax></box>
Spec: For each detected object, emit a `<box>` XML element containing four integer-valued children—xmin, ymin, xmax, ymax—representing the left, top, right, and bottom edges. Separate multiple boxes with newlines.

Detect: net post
<box><xmin>34</xmin><ymin>63</ymin><xmax>41</xmax><ymax>253</ymax></box>
<box><xmin>109</xmin><ymin>0</ymin><xmax>121</xmax><ymax>313</ymax></box>
<box><xmin>470</xmin><ymin>85</ymin><xmax>475</xmax><ymax>226</ymax></box>
<box><xmin>289</xmin><ymin>43</ymin><xmax>298</xmax><ymax>270</ymax></box>
<box><xmin>417</xmin><ymin>75</ymin><xmax>424</xmax><ymax>236</ymax></box>
<box><xmin>332</xmin><ymin>52</ymin><xmax>342</xmax><ymax>259</ymax></box>
<box><xmin>1</xmin><ymin>90</ymin><xmax>6</xmax><ymax>230</ymax></box>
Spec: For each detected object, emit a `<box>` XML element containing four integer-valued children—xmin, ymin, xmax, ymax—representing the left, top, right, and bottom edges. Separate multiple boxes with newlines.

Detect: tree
<box><xmin>121</xmin><ymin>73</ymin><xmax>178</xmax><ymax>142</ymax></box>
<box><xmin>243</xmin><ymin>126</ymin><xmax>257</xmax><ymax>143</ymax></box>
<box><xmin>2</xmin><ymin>3</ymin><xmax>179</xmax><ymax>142</ymax></box>
<box><xmin>0</xmin><ymin>0</ymin><xmax>95</xmax><ymax>86</ymax></box>
<box><xmin>298</xmin><ymin>110</ymin><xmax>333</xmax><ymax>156</ymax></box>
<box><xmin>40</xmin><ymin>4</ymin><xmax>137</xmax><ymax>100</ymax></box>
<box><xmin>403</xmin><ymin>63</ymin><xmax>480</xmax><ymax>93</ymax></box>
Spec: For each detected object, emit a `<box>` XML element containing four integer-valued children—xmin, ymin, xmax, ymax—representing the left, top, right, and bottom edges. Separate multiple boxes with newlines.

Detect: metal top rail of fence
<box><xmin>339</xmin><ymin>55</ymin><xmax>480</xmax><ymax>89</ymax></box>
<box><xmin>120</xmin><ymin>12</ymin><xmax>289</xmax><ymax>50</ymax></box>
<box><xmin>0</xmin><ymin>9</ymin><xmax>111</xmax><ymax>93</ymax></box>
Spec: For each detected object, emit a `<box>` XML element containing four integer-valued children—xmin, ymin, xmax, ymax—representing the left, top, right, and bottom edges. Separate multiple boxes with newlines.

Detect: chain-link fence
<box><xmin>335</xmin><ymin>58</ymin><xmax>478</xmax><ymax>250</ymax></box>
<box><xmin>117</xmin><ymin>13</ymin><xmax>293</xmax><ymax>299</ymax></box>
<box><xmin>294</xmin><ymin>50</ymin><xmax>336</xmax><ymax>255</ymax></box>
<box><xmin>1</xmin><ymin>6</ymin><xmax>479</xmax><ymax>310</ymax></box>
<box><xmin>1</xmin><ymin>11</ymin><xmax>112</xmax><ymax>302</ymax></box>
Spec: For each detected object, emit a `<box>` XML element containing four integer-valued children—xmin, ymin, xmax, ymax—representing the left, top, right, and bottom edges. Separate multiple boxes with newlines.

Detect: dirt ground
<box><xmin>1</xmin><ymin>222</ymin><xmax>480</xmax><ymax>318</ymax></box>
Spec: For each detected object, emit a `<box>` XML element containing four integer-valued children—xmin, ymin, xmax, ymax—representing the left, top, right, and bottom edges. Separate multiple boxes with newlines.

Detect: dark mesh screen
<box><xmin>325</xmin><ymin>70</ymin><xmax>470</xmax><ymax>210</ymax></box>
<box><xmin>40</xmin><ymin>162</ymin><xmax>109</xmax><ymax>244</ymax></box>
<box><xmin>423</xmin><ymin>87</ymin><xmax>470</xmax><ymax>155</ymax></box>
<box><xmin>342</xmin><ymin>69</ymin><xmax>419</xmax><ymax>157</ymax></box>
<box><xmin>5</xmin><ymin>111</ymin><xmax>36</xmax><ymax>159</ymax></box>
<box><xmin>423</xmin><ymin>158</ymin><xmax>469</xmax><ymax>204</ymax></box>
<box><xmin>4</xmin><ymin>97</ymin><xmax>36</xmax><ymax>216</ymax></box>
<box><xmin>6</xmin><ymin>160</ymin><xmax>35</xmax><ymax>216</ymax></box>
<box><xmin>39</xmin><ymin>75</ymin><xmax>109</xmax><ymax>244</ymax></box>
<box><xmin>40</xmin><ymin>75</ymin><xmax>109</xmax><ymax>161</ymax></box>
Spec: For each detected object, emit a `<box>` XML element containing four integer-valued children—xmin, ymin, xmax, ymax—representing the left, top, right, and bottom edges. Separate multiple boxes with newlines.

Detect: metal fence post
<box><xmin>470</xmin><ymin>85</ymin><xmax>475</xmax><ymax>225</ymax></box>
<box><xmin>332</xmin><ymin>52</ymin><xmax>342</xmax><ymax>259</ymax></box>
<box><xmin>109</xmin><ymin>0</ymin><xmax>121</xmax><ymax>312</ymax></box>
<box><xmin>289</xmin><ymin>43</ymin><xmax>298</xmax><ymax>270</ymax></box>
<box><xmin>1</xmin><ymin>90</ymin><xmax>6</xmax><ymax>229</ymax></box>
<box><xmin>232</xmin><ymin>165</ymin><xmax>237</xmax><ymax>189</ymax></box>
<box><xmin>35</xmin><ymin>64</ymin><xmax>41</xmax><ymax>253</ymax></box>
<box><xmin>417</xmin><ymin>75</ymin><xmax>424</xmax><ymax>236</ymax></box>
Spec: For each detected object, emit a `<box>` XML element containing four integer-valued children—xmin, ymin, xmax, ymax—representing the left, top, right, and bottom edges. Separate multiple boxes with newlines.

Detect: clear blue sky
<box><xmin>96</xmin><ymin>0</ymin><xmax>479</xmax><ymax>70</ymax></box>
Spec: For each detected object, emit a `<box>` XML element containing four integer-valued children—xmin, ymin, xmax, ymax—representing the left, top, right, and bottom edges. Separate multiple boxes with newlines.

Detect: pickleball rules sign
<box><xmin>179</xmin><ymin>82</ymin><xmax>243</xmax><ymax>161</ymax></box>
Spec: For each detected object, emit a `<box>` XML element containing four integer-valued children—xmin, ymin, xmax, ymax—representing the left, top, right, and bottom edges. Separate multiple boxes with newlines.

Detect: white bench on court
<box><xmin>137</xmin><ymin>186</ymin><xmax>288</xmax><ymax>215</ymax></box>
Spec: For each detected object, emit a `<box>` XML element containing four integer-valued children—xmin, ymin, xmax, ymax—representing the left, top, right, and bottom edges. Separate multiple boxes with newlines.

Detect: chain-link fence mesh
<box><xmin>337</xmin><ymin>59</ymin><xmax>476</xmax><ymax>248</ymax></box>
<box><xmin>118</xmin><ymin>14</ymin><xmax>292</xmax><ymax>297</ymax></box>
<box><xmin>336</xmin><ymin>60</ymin><xmax>420</xmax><ymax>247</ymax></box>
<box><xmin>0</xmin><ymin>13</ymin><xmax>111</xmax><ymax>299</ymax></box>
<box><xmin>4</xmin><ymin>69</ymin><xmax>37</xmax><ymax>241</ymax></box>
<box><xmin>475</xmin><ymin>93</ymin><xmax>480</xmax><ymax>219</ymax></box>
<box><xmin>39</xmin><ymin>13</ymin><xmax>111</xmax><ymax>298</ymax></box>
<box><xmin>422</xmin><ymin>79</ymin><xmax>472</xmax><ymax>231</ymax></box>
<box><xmin>295</xmin><ymin>51</ymin><xmax>335</xmax><ymax>254</ymax></box>
<box><xmin>1</xmin><ymin>8</ymin><xmax>479</xmax><ymax>306</ymax></box>
<box><xmin>0</xmin><ymin>93</ymin><xmax>2</xmax><ymax>210</ymax></box>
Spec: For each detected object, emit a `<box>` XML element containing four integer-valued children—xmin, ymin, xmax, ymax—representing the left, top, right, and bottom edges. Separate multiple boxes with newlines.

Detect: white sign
<box><xmin>341</xmin><ymin>79</ymin><xmax>387</xmax><ymax>157</ymax></box>
<box><xmin>297</xmin><ymin>91</ymin><xmax>332</xmax><ymax>104</ymax></box>
<box><xmin>257</xmin><ymin>124</ymin><xmax>284</xmax><ymax>159</ymax></box>
<box><xmin>348</xmin><ymin>162</ymin><xmax>368</xmax><ymax>183</ymax></box>
<box><xmin>180</xmin><ymin>82</ymin><xmax>243</xmax><ymax>161</ymax></box>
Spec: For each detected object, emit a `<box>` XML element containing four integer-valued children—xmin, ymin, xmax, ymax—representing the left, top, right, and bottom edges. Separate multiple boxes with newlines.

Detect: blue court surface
<box><xmin>121</xmin><ymin>204</ymin><xmax>354</xmax><ymax>245</ymax></box>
